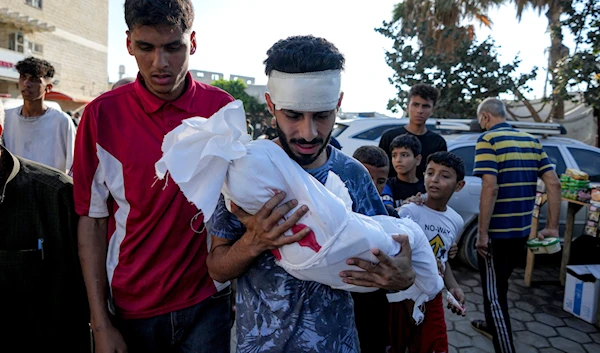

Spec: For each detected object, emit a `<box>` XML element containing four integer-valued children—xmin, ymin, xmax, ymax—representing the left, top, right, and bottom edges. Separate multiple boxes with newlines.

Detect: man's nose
<box><xmin>152</xmin><ymin>49</ymin><xmax>169</xmax><ymax>69</ymax></box>
<box><xmin>299</xmin><ymin>117</ymin><xmax>318</xmax><ymax>141</ymax></box>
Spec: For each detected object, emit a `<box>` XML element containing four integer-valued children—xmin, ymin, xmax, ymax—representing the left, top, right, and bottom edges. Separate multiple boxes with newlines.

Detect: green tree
<box><xmin>511</xmin><ymin>0</ymin><xmax>569</xmax><ymax>120</ymax></box>
<box><xmin>554</xmin><ymin>0</ymin><xmax>600</xmax><ymax>111</ymax></box>
<box><xmin>211</xmin><ymin>78</ymin><xmax>269</xmax><ymax>135</ymax></box>
<box><xmin>390</xmin><ymin>0</ymin><xmax>502</xmax><ymax>55</ymax></box>
<box><xmin>378</xmin><ymin>1</ymin><xmax>537</xmax><ymax>118</ymax></box>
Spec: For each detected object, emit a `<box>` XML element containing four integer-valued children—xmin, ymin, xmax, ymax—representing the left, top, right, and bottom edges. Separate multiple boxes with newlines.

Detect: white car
<box><xmin>333</xmin><ymin>117</ymin><xmax>466</xmax><ymax>156</ymax></box>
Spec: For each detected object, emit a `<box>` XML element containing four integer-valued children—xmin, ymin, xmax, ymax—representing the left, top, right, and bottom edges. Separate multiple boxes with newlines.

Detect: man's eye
<box><xmin>166</xmin><ymin>45</ymin><xmax>181</xmax><ymax>52</ymax></box>
<box><xmin>139</xmin><ymin>46</ymin><xmax>152</xmax><ymax>51</ymax></box>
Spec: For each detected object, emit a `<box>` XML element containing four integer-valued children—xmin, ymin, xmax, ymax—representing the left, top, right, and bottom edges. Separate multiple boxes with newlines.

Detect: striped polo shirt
<box><xmin>473</xmin><ymin>122</ymin><xmax>553</xmax><ymax>239</ymax></box>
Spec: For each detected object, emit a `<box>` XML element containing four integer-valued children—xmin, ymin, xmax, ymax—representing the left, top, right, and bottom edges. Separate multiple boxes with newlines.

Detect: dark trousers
<box><xmin>352</xmin><ymin>290</ymin><xmax>389</xmax><ymax>353</ymax></box>
<box><xmin>478</xmin><ymin>237</ymin><xmax>526</xmax><ymax>353</ymax></box>
<box><xmin>116</xmin><ymin>286</ymin><xmax>232</xmax><ymax>353</ymax></box>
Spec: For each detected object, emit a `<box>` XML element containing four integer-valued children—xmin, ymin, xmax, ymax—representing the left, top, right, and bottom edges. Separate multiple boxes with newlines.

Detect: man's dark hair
<box><xmin>125</xmin><ymin>0</ymin><xmax>194</xmax><ymax>33</ymax></box>
<box><xmin>408</xmin><ymin>83</ymin><xmax>440</xmax><ymax>106</ymax></box>
<box><xmin>427</xmin><ymin>151</ymin><xmax>465</xmax><ymax>182</ymax></box>
<box><xmin>264</xmin><ymin>35</ymin><xmax>345</xmax><ymax>75</ymax></box>
<box><xmin>353</xmin><ymin>146</ymin><xmax>389</xmax><ymax>168</ymax></box>
<box><xmin>389</xmin><ymin>134</ymin><xmax>421</xmax><ymax>157</ymax></box>
<box><xmin>15</xmin><ymin>57</ymin><xmax>55</xmax><ymax>79</ymax></box>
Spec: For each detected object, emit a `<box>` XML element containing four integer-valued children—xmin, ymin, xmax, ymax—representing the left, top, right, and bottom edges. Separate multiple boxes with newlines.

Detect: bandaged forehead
<box><xmin>267</xmin><ymin>69</ymin><xmax>341</xmax><ymax>112</ymax></box>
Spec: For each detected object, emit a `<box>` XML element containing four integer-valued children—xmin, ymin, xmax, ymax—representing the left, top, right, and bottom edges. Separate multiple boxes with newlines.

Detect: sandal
<box><xmin>471</xmin><ymin>319</ymin><xmax>494</xmax><ymax>340</ymax></box>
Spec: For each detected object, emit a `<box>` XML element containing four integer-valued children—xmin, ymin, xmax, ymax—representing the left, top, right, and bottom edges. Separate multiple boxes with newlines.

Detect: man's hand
<box><xmin>537</xmin><ymin>227</ymin><xmax>559</xmax><ymax>240</ymax></box>
<box><xmin>448</xmin><ymin>287</ymin><xmax>466</xmax><ymax>317</ymax></box>
<box><xmin>476</xmin><ymin>232</ymin><xmax>489</xmax><ymax>258</ymax></box>
<box><xmin>448</xmin><ymin>242</ymin><xmax>458</xmax><ymax>260</ymax></box>
<box><xmin>339</xmin><ymin>234</ymin><xmax>415</xmax><ymax>291</ymax></box>
<box><xmin>92</xmin><ymin>324</ymin><xmax>128</xmax><ymax>353</ymax></box>
<box><xmin>402</xmin><ymin>192</ymin><xmax>425</xmax><ymax>206</ymax></box>
<box><xmin>231</xmin><ymin>192</ymin><xmax>311</xmax><ymax>256</ymax></box>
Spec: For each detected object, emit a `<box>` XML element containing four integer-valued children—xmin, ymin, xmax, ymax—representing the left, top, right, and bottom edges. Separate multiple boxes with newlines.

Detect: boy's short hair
<box><xmin>264</xmin><ymin>35</ymin><xmax>345</xmax><ymax>76</ymax></box>
<box><xmin>389</xmin><ymin>134</ymin><xmax>421</xmax><ymax>157</ymax></box>
<box><xmin>353</xmin><ymin>145</ymin><xmax>389</xmax><ymax>168</ymax></box>
<box><xmin>427</xmin><ymin>151</ymin><xmax>465</xmax><ymax>181</ymax></box>
<box><xmin>15</xmin><ymin>57</ymin><xmax>55</xmax><ymax>79</ymax></box>
<box><xmin>125</xmin><ymin>0</ymin><xmax>194</xmax><ymax>33</ymax></box>
<box><xmin>408</xmin><ymin>83</ymin><xmax>440</xmax><ymax>106</ymax></box>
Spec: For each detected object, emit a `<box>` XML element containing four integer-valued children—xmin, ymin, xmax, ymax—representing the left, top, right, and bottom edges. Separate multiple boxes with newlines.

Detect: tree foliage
<box><xmin>211</xmin><ymin>78</ymin><xmax>268</xmax><ymax>116</ymax></box>
<box><xmin>377</xmin><ymin>10</ymin><xmax>537</xmax><ymax>118</ymax></box>
<box><xmin>554</xmin><ymin>0</ymin><xmax>600</xmax><ymax>110</ymax></box>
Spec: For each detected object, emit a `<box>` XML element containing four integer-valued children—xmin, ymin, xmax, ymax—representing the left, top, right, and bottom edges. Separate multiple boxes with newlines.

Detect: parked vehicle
<box><xmin>336</xmin><ymin>117</ymin><xmax>599</xmax><ymax>269</ymax></box>
<box><xmin>332</xmin><ymin>117</ymin><xmax>466</xmax><ymax>156</ymax></box>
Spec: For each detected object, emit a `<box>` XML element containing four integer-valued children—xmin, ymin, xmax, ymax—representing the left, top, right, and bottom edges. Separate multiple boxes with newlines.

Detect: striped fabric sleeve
<box><xmin>473</xmin><ymin>135</ymin><xmax>498</xmax><ymax>177</ymax></box>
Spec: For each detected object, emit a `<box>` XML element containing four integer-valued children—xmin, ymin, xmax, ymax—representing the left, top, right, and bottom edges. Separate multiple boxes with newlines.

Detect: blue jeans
<box><xmin>116</xmin><ymin>286</ymin><xmax>232</xmax><ymax>353</ymax></box>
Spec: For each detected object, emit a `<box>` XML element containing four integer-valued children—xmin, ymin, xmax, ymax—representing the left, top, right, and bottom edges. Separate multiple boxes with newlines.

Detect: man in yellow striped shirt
<box><xmin>471</xmin><ymin>98</ymin><xmax>561</xmax><ymax>353</ymax></box>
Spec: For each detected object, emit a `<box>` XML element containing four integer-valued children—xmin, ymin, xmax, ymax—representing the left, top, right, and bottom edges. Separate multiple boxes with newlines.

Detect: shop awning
<box><xmin>46</xmin><ymin>91</ymin><xmax>94</xmax><ymax>104</ymax></box>
<box><xmin>0</xmin><ymin>8</ymin><xmax>55</xmax><ymax>33</ymax></box>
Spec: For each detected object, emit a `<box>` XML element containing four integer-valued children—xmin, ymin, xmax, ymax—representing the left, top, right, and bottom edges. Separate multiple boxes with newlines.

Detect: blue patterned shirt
<box><xmin>210</xmin><ymin>146</ymin><xmax>387</xmax><ymax>353</ymax></box>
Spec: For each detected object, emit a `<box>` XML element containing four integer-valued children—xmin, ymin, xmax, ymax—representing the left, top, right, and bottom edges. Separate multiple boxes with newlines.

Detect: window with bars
<box><xmin>27</xmin><ymin>42</ymin><xmax>44</xmax><ymax>54</ymax></box>
<box><xmin>8</xmin><ymin>33</ymin><xmax>25</xmax><ymax>53</ymax></box>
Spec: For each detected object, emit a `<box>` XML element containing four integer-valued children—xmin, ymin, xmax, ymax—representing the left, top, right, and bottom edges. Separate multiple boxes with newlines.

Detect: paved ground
<box><xmin>445</xmin><ymin>259</ymin><xmax>600</xmax><ymax>353</ymax></box>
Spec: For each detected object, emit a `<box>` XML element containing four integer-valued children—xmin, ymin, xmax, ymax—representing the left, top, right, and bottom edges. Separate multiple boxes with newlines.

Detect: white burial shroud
<box><xmin>155</xmin><ymin>101</ymin><xmax>443</xmax><ymax>321</ymax></box>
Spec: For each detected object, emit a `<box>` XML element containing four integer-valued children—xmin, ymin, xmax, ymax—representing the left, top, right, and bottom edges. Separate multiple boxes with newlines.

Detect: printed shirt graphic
<box><xmin>473</xmin><ymin>122</ymin><xmax>553</xmax><ymax>239</ymax></box>
<box><xmin>398</xmin><ymin>203</ymin><xmax>464</xmax><ymax>265</ymax></box>
<box><xmin>210</xmin><ymin>146</ymin><xmax>387</xmax><ymax>353</ymax></box>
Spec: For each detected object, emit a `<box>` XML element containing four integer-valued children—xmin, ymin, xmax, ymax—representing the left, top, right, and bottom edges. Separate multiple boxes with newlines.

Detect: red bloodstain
<box><xmin>270</xmin><ymin>223</ymin><xmax>321</xmax><ymax>260</ymax></box>
<box><xmin>271</xmin><ymin>248</ymin><xmax>282</xmax><ymax>261</ymax></box>
<box><xmin>293</xmin><ymin>224</ymin><xmax>321</xmax><ymax>252</ymax></box>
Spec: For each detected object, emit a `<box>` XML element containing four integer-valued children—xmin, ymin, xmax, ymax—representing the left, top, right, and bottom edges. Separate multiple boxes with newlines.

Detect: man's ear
<box><xmin>45</xmin><ymin>81</ymin><xmax>53</xmax><ymax>93</ymax></box>
<box><xmin>190</xmin><ymin>31</ymin><xmax>197</xmax><ymax>55</ymax></box>
<box><xmin>455</xmin><ymin>180</ymin><xmax>466</xmax><ymax>193</ymax></box>
<box><xmin>416</xmin><ymin>154</ymin><xmax>422</xmax><ymax>166</ymax></box>
<box><xmin>126</xmin><ymin>30</ymin><xmax>134</xmax><ymax>55</ymax></box>
<box><xmin>265</xmin><ymin>93</ymin><xmax>275</xmax><ymax>115</ymax></box>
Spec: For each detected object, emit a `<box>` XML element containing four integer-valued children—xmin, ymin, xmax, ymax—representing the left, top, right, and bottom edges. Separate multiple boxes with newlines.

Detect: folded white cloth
<box><xmin>155</xmin><ymin>101</ymin><xmax>442</xmax><ymax>302</ymax></box>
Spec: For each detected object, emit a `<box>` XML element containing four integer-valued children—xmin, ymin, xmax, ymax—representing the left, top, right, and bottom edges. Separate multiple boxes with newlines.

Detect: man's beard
<box><xmin>277</xmin><ymin>124</ymin><xmax>332</xmax><ymax>167</ymax></box>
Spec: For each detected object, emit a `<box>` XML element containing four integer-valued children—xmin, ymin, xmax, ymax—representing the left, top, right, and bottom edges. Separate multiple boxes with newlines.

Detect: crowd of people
<box><xmin>0</xmin><ymin>0</ymin><xmax>564</xmax><ymax>353</ymax></box>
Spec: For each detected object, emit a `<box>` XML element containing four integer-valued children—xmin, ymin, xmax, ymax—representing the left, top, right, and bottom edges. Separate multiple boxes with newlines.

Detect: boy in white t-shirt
<box><xmin>389</xmin><ymin>151</ymin><xmax>466</xmax><ymax>353</ymax></box>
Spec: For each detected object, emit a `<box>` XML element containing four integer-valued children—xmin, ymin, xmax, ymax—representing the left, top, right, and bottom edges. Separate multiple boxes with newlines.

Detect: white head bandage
<box><xmin>266</xmin><ymin>69</ymin><xmax>341</xmax><ymax>112</ymax></box>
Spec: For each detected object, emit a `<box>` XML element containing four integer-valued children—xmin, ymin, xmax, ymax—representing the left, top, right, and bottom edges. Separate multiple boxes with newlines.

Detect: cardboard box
<box><xmin>563</xmin><ymin>265</ymin><xmax>600</xmax><ymax>324</ymax></box>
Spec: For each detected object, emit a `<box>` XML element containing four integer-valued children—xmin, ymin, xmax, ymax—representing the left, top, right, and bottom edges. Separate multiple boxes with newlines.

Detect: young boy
<box><xmin>389</xmin><ymin>151</ymin><xmax>466</xmax><ymax>353</ymax></box>
<box><xmin>353</xmin><ymin>145</ymin><xmax>399</xmax><ymax>217</ymax></box>
<box><xmin>383</xmin><ymin>133</ymin><xmax>426</xmax><ymax>209</ymax></box>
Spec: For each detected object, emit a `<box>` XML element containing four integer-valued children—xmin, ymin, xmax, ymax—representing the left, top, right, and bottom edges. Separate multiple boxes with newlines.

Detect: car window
<box><xmin>332</xmin><ymin>123</ymin><xmax>348</xmax><ymax>138</ymax></box>
<box><xmin>542</xmin><ymin>146</ymin><xmax>566</xmax><ymax>176</ymax></box>
<box><xmin>450</xmin><ymin>146</ymin><xmax>475</xmax><ymax>176</ymax></box>
<box><xmin>567</xmin><ymin>147</ymin><xmax>600</xmax><ymax>182</ymax></box>
<box><xmin>352</xmin><ymin>124</ymin><xmax>401</xmax><ymax>141</ymax></box>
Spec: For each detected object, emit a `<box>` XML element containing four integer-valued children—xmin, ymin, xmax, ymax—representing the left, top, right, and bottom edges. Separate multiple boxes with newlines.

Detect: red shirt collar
<box><xmin>133</xmin><ymin>71</ymin><xmax>198</xmax><ymax>114</ymax></box>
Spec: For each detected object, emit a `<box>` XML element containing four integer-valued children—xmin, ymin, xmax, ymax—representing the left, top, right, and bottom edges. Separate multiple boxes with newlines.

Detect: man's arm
<box><xmin>206</xmin><ymin>192</ymin><xmax>310</xmax><ymax>283</ymax></box>
<box><xmin>477</xmin><ymin>174</ymin><xmax>498</xmax><ymax>257</ymax></box>
<box><xmin>538</xmin><ymin>170</ymin><xmax>561</xmax><ymax>238</ymax></box>
<box><xmin>78</xmin><ymin>216</ymin><xmax>127</xmax><ymax>353</ymax></box>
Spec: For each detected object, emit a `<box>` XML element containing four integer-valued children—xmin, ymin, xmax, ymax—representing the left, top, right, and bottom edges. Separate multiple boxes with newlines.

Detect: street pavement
<box><xmin>445</xmin><ymin>259</ymin><xmax>600</xmax><ymax>353</ymax></box>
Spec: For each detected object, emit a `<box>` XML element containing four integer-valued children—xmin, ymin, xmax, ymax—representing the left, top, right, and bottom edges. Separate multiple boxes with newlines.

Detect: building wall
<box><xmin>1</xmin><ymin>0</ymin><xmax>108</xmax><ymax>97</ymax></box>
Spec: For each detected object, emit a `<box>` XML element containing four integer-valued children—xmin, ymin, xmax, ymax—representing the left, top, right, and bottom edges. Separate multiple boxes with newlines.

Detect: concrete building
<box><xmin>189</xmin><ymin>69</ymin><xmax>223</xmax><ymax>85</ymax></box>
<box><xmin>0</xmin><ymin>0</ymin><xmax>108</xmax><ymax>110</ymax></box>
